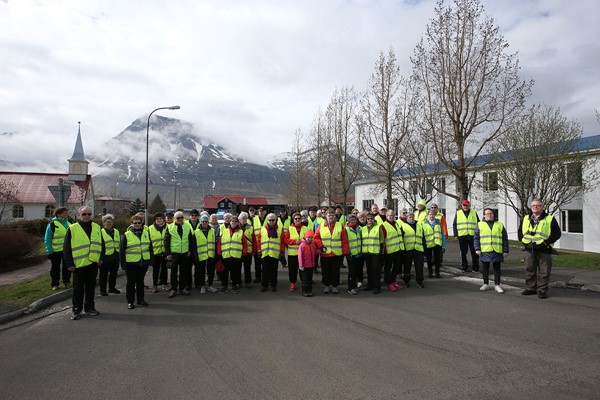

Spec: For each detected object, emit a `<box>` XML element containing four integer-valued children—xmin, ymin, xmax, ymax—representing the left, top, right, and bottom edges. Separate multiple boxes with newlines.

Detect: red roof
<box><xmin>0</xmin><ymin>172</ymin><xmax>92</xmax><ymax>204</ymax></box>
<box><xmin>203</xmin><ymin>194</ymin><xmax>268</xmax><ymax>209</ymax></box>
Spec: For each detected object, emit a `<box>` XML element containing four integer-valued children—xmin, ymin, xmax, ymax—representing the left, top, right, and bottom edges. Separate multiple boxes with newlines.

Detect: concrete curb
<box><xmin>441</xmin><ymin>265</ymin><xmax>600</xmax><ymax>293</ymax></box>
<box><xmin>0</xmin><ymin>289</ymin><xmax>72</xmax><ymax>325</ymax></box>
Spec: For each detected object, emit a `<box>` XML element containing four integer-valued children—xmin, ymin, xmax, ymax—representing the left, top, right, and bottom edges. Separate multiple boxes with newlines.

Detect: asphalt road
<box><xmin>1</xmin><ymin>273</ymin><xmax>599</xmax><ymax>400</ymax></box>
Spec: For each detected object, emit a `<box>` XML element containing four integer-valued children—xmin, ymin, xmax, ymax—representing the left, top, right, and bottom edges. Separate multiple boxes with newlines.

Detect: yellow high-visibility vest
<box><xmin>124</xmin><ymin>230</ymin><xmax>151</xmax><ymax>263</ymax></box>
<box><xmin>287</xmin><ymin>225</ymin><xmax>308</xmax><ymax>256</ymax></box>
<box><xmin>478</xmin><ymin>221</ymin><xmax>504</xmax><ymax>253</ymax></box>
<box><xmin>345</xmin><ymin>226</ymin><xmax>362</xmax><ymax>256</ymax></box>
<box><xmin>167</xmin><ymin>223</ymin><xmax>191</xmax><ymax>254</ymax></box>
<box><xmin>382</xmin><ymin>221</ymin><xmax>404</xmax><ymax>253</ymax></box>
<box><xmin>101</xmin><ymin>228</ymin><xmax>120</xmax><ymax>256</ymax></box>
<box><xmin>221</xmin><ymin>227</ymin><xmax>244</xmax><ymax>259</ymax></box>
<box><xmin>148</xmin><ymin>224</ymin><xmax>166</xmax><ymax>255</ymax></box>
<box><xmin>260</xmin><ymin>225</ymin><xmax>283</xmax><ymax>258</ymax></box>
<box><xmin>361</xmin><ymin>225</ymin><xmax>381</xmax><ymax>254</ymax></box>
<box><xmin>318</xmin><ymin>222</ymin><xmax>343</xmax><ymax>256</ymax></box>
<box><xmin>456</xmin><ymin>210</ymin><xmax>478</xmax><ymax>236</ymax></box>
<box><xmin>195</xmin><ymin>228</ymin><xmax>216</xmax><ymax>261</ymax></box>
<box><xmin>401</xmin><ymin>221</ymin><xmax>424</xmax><ymax>252</ymax></box>
<box><xmin>522</xmin><ymin>215</ymin><xmax>554</xmax><ymax>247</ymax></box>
<box><xmin>51</xmin><ymin>220</ymin><xmax>70</xmax><ymax>252</ymax></box>
<box><xmin>69</xmin><ymin>222</ymin><xmax>102</xmax><ymax>268</ymax></box>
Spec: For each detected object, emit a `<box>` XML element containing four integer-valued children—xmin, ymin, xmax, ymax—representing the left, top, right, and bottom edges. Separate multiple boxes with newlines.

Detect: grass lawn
<box><xmin>0</xmin><ymin>274</ymin><xmax>64</xmax><ymax>307</ymax></box>
<box><xmin>504</xmin><ymin>251</ymin><xmax>600</xmax><ymax>270</ymax></box>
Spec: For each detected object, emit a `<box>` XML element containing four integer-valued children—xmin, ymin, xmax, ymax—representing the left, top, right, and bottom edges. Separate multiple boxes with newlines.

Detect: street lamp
<box><xmin>172</xmin><ymin>170</ymin><xmax>178</xmax><ymax>212</ymax></box>
<box><xmin>146</xmin><ymin>105</ymin><xmax>180</xmax><ymax>225</ymax></box>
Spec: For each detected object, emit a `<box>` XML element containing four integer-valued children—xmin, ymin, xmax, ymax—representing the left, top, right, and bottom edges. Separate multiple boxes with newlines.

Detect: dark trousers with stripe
<box><xmin>72</xmin><ymin>263</ymin><xmax>98</xmax><ymax>313</ymax></box>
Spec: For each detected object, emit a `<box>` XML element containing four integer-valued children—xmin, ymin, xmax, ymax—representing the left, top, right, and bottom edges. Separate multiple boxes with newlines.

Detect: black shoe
<box><xmin>538</xmin><ymin>291</ymin><xmax>548</xmax><ymax>299</ymax></box>
<box><xmin>71</xmin><ymin>312</ymin><xmax>82</xmax><ymax>320</ymax></box>
<box><xmin>253</xmin><ymin>278</ymin><xmax>261</xmax><ymax>283</ymax></box>
<box><xmin>100</xmin><ymin>292</ymin><xmax>108</xmax><ymax>296</ymax></box>
<box><xmin>271</xmin><ymin>287</ymin><xmax>277</xmax><ymax>292</ymax></box>
<box><xmin>435</xmin><ymin>274</ymin><xmax>442</xmax><ymax>278</ymax></box>
<box><xmin>428</xmin><ymin>273</ymin><xmax>434</xmax><ymax>278</ymax></box>
<box><xmin>168</xmin><ymin>290</ymin><xmax>177</xmax><ymax>298</ymax></box>
<box><xmin>260</xmin><ymin>286</ymin><xmax>268</xmax><ymax>292</ymax></box>
<box><xmin>472</xmin><ymin>269</ymin><xmax>480</xmax><ymax>273</ymax></box>
<box><xmin>416</xmin><ymin>282</ymin><xmax>425</xmax><ymax>289</ymax></box>
<box><xmin>231</xmin><ymin>285</ymin><xmax>239</xmax><ymax>294</ymax></box>
<box><xmin>137</xmin><ymin>300</ymin><xmax>149</xmax><ymax>306</ymax></box>
<box><xmin>373</xmin><ymin>288</ymin><xmax>381</xmax><ymax>294</ymax></box>
<box><xmin>403</xmin><ymin>281</ymin><xmax>410</xmax><ymax>288</ymax></box>
<box><xmin>128</xmin><ymin>303</ymin><xmax>135</xmax><ymax>309</ymax></box>
<box><xmin>86</xmin><ymin>309</ymin><xmax>100</xmax><ymax>316</ymax></box>
<box><xmin>521</xmin><ymin>289</ymin><xmax>537</xmax><ymax>296</ymax></box>
<box><xmin>108</xmin><ymin>288</ymin><xmax>121</xmax><ymax>294</ymax></box>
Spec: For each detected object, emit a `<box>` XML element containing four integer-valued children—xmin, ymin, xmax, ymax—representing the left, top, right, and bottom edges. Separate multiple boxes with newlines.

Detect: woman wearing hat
<box><xmin>192</xmin><ymin>214</ymin><xmax>216</xmax><ymax>293</ymax></box>
<box><xmin>99</xmin><ymin>214</ymin><xmax>120</xmax><ymax>296</ymax></box>
<box><xmin>257</xmin><ymin>213</ymin><xmax>285</xmax><ymax>292</ymax></box>
<box><xmin>284</xmin><ymin>212</ymin><xmax>308</xmax><ymax>291</ymax></box>
<box><xmin>120</xmin><ymin>214</ymin><xmax>153</xmax><ymax>309</ymax></box>
<box><xmin>217</xmin><ymin>215</ymin><xmax>248</xmax><ymax>293</ymax></box>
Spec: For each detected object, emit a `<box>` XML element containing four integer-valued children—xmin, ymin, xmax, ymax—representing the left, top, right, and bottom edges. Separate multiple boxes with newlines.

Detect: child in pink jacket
<box><xmin>298</xmin><ymin>230</ymin><xmax>318</xmax><ymax>297</ymax></box>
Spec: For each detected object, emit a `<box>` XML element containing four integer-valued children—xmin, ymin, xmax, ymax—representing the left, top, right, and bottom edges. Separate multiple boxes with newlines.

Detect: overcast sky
<box><xmin>1</xmin><ymin>0</ymin><xmax>599</xmax><ymax>167</ymax></box>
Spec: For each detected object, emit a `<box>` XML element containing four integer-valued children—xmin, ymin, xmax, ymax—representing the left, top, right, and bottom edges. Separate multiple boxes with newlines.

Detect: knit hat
<box><xmin>418</xmin><ymin>199</ymin><xmax>426</xmax><ymax>207</ymax></box>
<box><xmin>304</xmin><ymin>230</ymin><xmax>314</xmax><ymax>239</ymax></box>
<box><xmin>200</xmin><ymin>215</ymin><xmax>209</xmax><ymax>222</ymax></box>
<box><xmin>101</xmin><ymin>214</ymin><xmax>114</xmax><ymax>224</ymax></box>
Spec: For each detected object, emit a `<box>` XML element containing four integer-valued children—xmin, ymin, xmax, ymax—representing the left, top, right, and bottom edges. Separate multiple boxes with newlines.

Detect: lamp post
<box><xmin>146</xmin><ymin>105</ymin><xmax>180</xmax><ymax>225</ymax></box>
<box><xmin>172</xmin><ymin>170</ymin><xmax>178</xmax><ymax>212</ymax></box>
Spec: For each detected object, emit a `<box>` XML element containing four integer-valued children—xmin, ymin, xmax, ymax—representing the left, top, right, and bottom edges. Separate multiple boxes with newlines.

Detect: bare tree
<box><xmin>308</xmin><ymin>109</ymin><xmax>327</xmax><ymax>207</ymax></box>
<box><xmin>411</xmin><ymin>0</ymin><xmax>532</xmax><ymax>201</ymax></box>
<box><xmin>493</xmin><ymin>104</ymin><xmax>600</xmax><ymax>217</ymax></box>
<box><xmin>0</xmin><ymin>179</ymin><xmax>19</xmax><ymax>222</ymax></box>
<box><xmin>287</xmin><ymin>128</ymin><xmax>311</xmax><ymax>209</ymax></box>
<box><xmin>327</xmin><ymin>87</ymin><xmax>362</xmax><ymax>213</ymax></box>
<box><xmin>360</xmin><ymin>48</ymin><xmax>413</xmax><ymax>208</ymax></box>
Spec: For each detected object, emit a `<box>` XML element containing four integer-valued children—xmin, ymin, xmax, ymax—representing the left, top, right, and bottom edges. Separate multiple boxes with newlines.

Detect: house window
<box><xmin>362</xmin><ymin>199</ymin><xmax>374</xmax><ymax>210</ymax></box>
<box><xmin>12</xmin><ymin>205</ymin><xmax>24</xmax><ymax>218</ymax></box>
<box><xmin>565</xmin><ymin>162</ymin><xmax>582</xmax><ymax>187</ymax></box>
<box><xmin>483</xmin><ymin>172</ymin><xmax>498</xmax><ymax>191</ymax></box>
<box><xmin>426</xmin><ymin>179</ymin><xmax>433</xmax><ymax>195</ymax></box>
<box><xmin>438</xmin><ymin>178</ymin><xmax>446</xmax><ymax>193</ymax></box>
<box><xmin>390</xmin><ymin>199</ymin><xmax>399</xmax><ymax>213</ymax></box>
<box><xmin>45</xmin><ymin>205</ymin><xmax>55</xmax><ymax>218</ymax></box>
<box><xmin>410</xmin><ymin>180</ymin><xmax>419</xmax><ymax>196</ymax></box>
<box><xmin>561</xmin><ymin>209</ymin><xmax>583</xmax><ymax>233</ymax></box>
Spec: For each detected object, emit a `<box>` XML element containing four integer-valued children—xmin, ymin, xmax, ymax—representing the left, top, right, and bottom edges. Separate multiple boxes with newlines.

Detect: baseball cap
<box><xmin>461</xmin><ymin>200</ymin><xmax>470</xmax><ymax>205</ymax></box>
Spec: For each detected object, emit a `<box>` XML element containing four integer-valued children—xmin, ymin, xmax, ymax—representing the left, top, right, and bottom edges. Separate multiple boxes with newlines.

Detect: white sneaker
<box><xmin>495</xmin><ymin>285</ymin><xmax>505</xmax><ymax>294</ymax></box>
<box><xmin>207</xmin><ymin>286</ymin><xmax>218</xmax><ymax>293</ymax></box>
<box><xmin>323</xmin><ymin>286</ymin><xmax>330</xmax><ymax>294</ymax></box>
<box><xmin>356</xmin><ymin>282</ymin><xmax>363</xmax><ymax>289</ymax></box>
<box><xmin>200</xmin><ymin>286</ymin><xmax>207</xmax><ymax>294</ymax></box>
<box><xmin>480</xmin><ymin>284</ymin><xmax>490</xmax><ymax>291</ymax></box>
<box><xmin>331</xmin><ymin>286</ymin><xmax>339</xmax><ymax>294</ymax></box>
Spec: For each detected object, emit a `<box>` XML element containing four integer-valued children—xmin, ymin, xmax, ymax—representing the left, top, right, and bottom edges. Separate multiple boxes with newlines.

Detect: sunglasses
<box><xmin>81</xmin><ymin>213</ymin><xmax>92</xmax><ymax>216</ymax></box>
<box><xmin>176</xmin><ymin>217</ymin><xmax>184</xmax><ymax>220</ymax></box>
<box><xmin>294</xmin><ymin>217</ymin><xmax>302</xmax><ymax>220</ymax></box>
<box><xmin>268</xmin><ymin>219</ymin><xmax>276</xmax><ymax>222</ymax></box>
<box><xmin>132</xmin><ymin>222</ymin><xmax>142</xmax><ymax>225</ymax></box>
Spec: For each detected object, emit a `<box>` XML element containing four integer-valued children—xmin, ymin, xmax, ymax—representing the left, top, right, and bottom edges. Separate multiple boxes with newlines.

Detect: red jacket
<box><xmin>217</xmin><ymin>226</ymin><xmax>248</xmax><ymax>257</ymax></box>
<box><xmin>298</xmin><ymin>239</ymin><xmax>318</xmax><ymax>269</ymax></box>
<box><xmin>314</xmin><ymin>221</ymin><xmax>350</xmax><ymax>257</ymax></box>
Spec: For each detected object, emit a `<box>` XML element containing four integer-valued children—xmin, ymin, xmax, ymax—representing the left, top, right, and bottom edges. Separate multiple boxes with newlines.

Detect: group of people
<box><xmin>44</xmin><ymin>197</ymin><xmax>560</xmax><ymax>320</ymax></box>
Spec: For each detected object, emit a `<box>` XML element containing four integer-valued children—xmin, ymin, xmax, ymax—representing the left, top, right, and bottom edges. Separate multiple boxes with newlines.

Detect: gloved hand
<box><xmin>299</xmin><ymin>266</ymin><xmax>305</xmax><ymax>271</ymax></box>
<box><xmin>279</xmin><ymin>254</ymin><xmax>287</xmax><ymax>266</ymax></box>
<box><xmin>320</xmin><ymin>246</ymin><xmax>327</xmax><ymax>253</ymax></box>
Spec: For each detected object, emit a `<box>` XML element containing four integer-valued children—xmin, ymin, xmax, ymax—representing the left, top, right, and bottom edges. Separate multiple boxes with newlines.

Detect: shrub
<box><xmin>0</xmin><ymin>231</ymin><xmax>42</xmax><ymax>270</ymax></box>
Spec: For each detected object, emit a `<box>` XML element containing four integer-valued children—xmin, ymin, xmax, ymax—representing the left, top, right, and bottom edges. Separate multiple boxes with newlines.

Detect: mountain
<box><xmin>90</xmin><ymin>116</ymin><xmax>289</xmax><ymax>208</ymax></box>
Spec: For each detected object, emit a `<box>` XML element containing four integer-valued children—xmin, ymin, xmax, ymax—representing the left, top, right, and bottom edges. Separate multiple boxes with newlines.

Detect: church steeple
<box><xmin>68</xmin><ymin>121</ymin><xmax>89</xmax><ymax>181</ymax></box>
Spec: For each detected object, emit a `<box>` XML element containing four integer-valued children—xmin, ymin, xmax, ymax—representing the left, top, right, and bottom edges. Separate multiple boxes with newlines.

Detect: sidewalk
<box><xmin>1</xmin><ymin>241</ymin><xmax>599</xmax><ymax>324</ymax></box>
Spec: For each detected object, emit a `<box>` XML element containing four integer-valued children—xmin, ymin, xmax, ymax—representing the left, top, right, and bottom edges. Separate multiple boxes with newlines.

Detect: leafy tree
<box><xmin>148</xmin><ymin>194</ymin><xmax>166</xmax><ymax>214</ymax></box>
<box><xmin>493</xmin><ymin>104</ymin><xmax>600</xmax><ymax>217</ymax></box>
<box><xmin>411</xmin><ymin>0</ymin><xmax>532</xmax><ymax>202</ymax></box>
<box><xmin>129</xmin><ymin>198</ymin><xmax>145</xmax><ymax>215</ymax></box>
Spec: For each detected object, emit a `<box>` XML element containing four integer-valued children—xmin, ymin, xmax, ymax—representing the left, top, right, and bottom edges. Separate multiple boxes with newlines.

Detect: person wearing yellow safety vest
<box><xmin>120</xmin><ymin>215</ymin><xmax>153</xmax><ymax>309</ymax></box>
<box><xmin>98</xmin><ymin>214</ymin><xmax>120</xmax><ymax>296</ymax></box>
<box><xmin>429</xmin><ymin>203</ymin><xmax>448</xmax><ymax>238</ymax></box>
<box><xmin>307</xmin><ymin>206</ymin><xmax>318</xmax><ymax>231</ymax></box>
<box><xmin>192</xmin><ymin>214</ymin><xmax>217</xmax><ymax>293</ymax></box>
<box><xmin>63</xmin><ymin>206</ymin><xmax>101</xmax><ymax>320</ymax></box>
<box><xmin>345</xmin><ymin>214</ymin><xmax>362</xmax><ymax>295</ymax></box>
<box><xmin>370</xmin><ymin>203</ymin><xmax>384</xmax><ymax>225</ymax></box>
<box><xmin>401</xmin><ymin>212</ymin><xmax>426</xmax><ymax>288</ymax></box>
<box><xmin>381</xmin><ymin>209</ymin><xmax>405</xmax><ymax>292</ymax></box>
<box><xmin>44</xmin><ymin>207</ymin><xmax>72</xmax><ymax>290</ymax></box>
<box><xmin>252</xmin><ymin>206</ymin><xmax>268</xmax><ymax>284</ymax></box>
<box><xmin>149</xmin><ymin>212</ymin><xmax>168</xmax><ymax>293</ymax></box>
<box><xmin>257</xmin><ymin>213</ymin><xmax>286</xmax><ymax>292</ymax></box>
<box><xmin>423</xmin><ymin>210</ymin><xmax>446</xmax><ymax>279</ymax></box>
<box><xmin>474</xmin><ymin>208</ymin><xmax>509</xmax><ymax>294</ymax></box>
<box><xmin>314</xmin><ymin>209</ymin><xmax>350</xmax><ymax>294</ymax></box>
<box><xmin>334</xmin><ymin>205</ymin><xmax>346</xmax><ymax>226</ymax></box>
<box><xmin>238</xmin><ymin>212</ymin><xmax>255</xmax><ymax>289</ymax></box>
<box><xmin>452</xmin><ymin>199</ymin><xmax>480</xmax><ymax>272</ymax></box>
<box><xmin>164</xmin><ymin>211</ymin><xmax>194</xmax><ymax>298</ymax></box>
<box><xmin>217</xmin><ymin>215</ymin><xmax>248</xmax><ymax>294</ymax></box>
<box><xmin>518</xmin><ymin>199</ymin><xmax>561</xmax><ymax>299</ymax></box>
<box><xmin>361</xmin><ymin>213</ymin><xmax>384</xmax><ymax>294</ymax></box>
<box><xmin>414</xmin><ymin>199</ymin><xmax>428</xmax><ymax>223</ymax></box>
<box><xmin>284</xmin><ymin>212</ymin><xmax>308</xmax><ymax>292</ymax></box>
<box><xmin>186</xmin><ymin>209</ymin><xmax>201</xmax><ymax>293</ymax></box>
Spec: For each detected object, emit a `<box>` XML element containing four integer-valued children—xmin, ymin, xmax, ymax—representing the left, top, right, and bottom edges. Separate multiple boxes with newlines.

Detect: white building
<box><xmin>355</xmin><ymin>135</ymin><xmax>600</xmax><ymax>252</ymax></box>
<box><xmin>0</xmin><ymin>126</ymin><xmax>94</xmax><ymax>222</ymax></box>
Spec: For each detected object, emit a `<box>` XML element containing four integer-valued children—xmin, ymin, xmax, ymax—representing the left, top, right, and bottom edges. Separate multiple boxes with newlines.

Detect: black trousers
<box><xmin>222</xmin><ymin>257</ymin><xmax>242</xmax><ymax>287</ymax></box>
<box><xmin>151</xmin><ymin>254</ymin><xmax>168</xmax><ymax>286</ymax></box>
<box><xmin>300</xmin><ymin>268</ymin><xmax>314</xmax><ymax>293</ymax></box>
<box><xmin>261</xmin><ymin>256</ymin><xmax>279</xmax><ymax>288</ymax></box>
<box><xmin>459</xmin><ymin>236</ymin><xmax>480</xmax><ymax>271</ymax></box>
<box><xmin>72</xmin><ymin>263</ymin><xmax>98</xmax><ymax>313</ymax></box>
<box><xmin>403</xmin><ymin>250</ymin><xmax>425</xmax><ymax>283</ymax></box>
<box><xmin>206</xmin><ymin>257</ymin><xmax>216</xmax><ymax>286</ymax></box>
<box><xmin>242</xmin><ymin>254</ymin><xmax>253</xmax><ymax>284</ymax></box>
<box><xmin>187</xmin><ymin>258</ymin><xmax>199</xmax><ymax>290</ymax></box>
<box><xmin>481</xmin><ymin>261</ymin><xmax>501</xmax><ymax>285</ymax></box>
<box><xmin>424</xmin><ymin>246</ymin><xmax>443</xmax><ymax>276</ymax></box>
<box><xmin>347</xmin><ymin>256</ymin><xmax>363</xmax><ymax>290</ymax></box>
<box><xmin>126</xmin><ymin>264</ymin><xmax>148</xmax><ymax>303</ymax></box>
<box><xmin>356</xmin><ymin>256</ymin><xmax>365</xmax><ymax>283</ymax></box>
<box><xmin>99</xmin><ymin>259</ymin><xmax>119</xmax><ymax>293</ymax></box>
<box><xmin>194</xmin><ymin>258</ymin><xmax>207</xmax><ymax>288</ymax></box>
<box><xmin>170</xmin><ymin>253</ymin><xmax>190</xmax><ymax>291</ymax></box>
<box><xmin>49</xmin><ymin>251</ymin><xmax>71</xmax><ymax>286</ymax></box>
<box><xmin>321</xmin><ymin>255</ymin><xmax>342</xmax><ymax>287</ymax></box>
<box><xmin>287</xmin><ymin>254</ymin><xmax>299</xmax><ymax>284</ymax></box>
<box><xmin>253</xmin><ymin>253</ymin><xmax>263</xmax><ymax>280</ymax></box>
<box><xmin>383</xmin><ymin>251</ymin><xmax>402</xmax><ymax>284</ymax></box>
<box><xmin>364</xmin><ymin>254</ymin><xmax>380</xmax><ymax>290</ymax></box>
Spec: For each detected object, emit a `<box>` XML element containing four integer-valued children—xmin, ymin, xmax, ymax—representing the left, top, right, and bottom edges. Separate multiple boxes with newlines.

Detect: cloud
<box><xmin>0</xmin><ymin>0</ymin><xmax>599</xmax><ymax>168</ymax></box>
